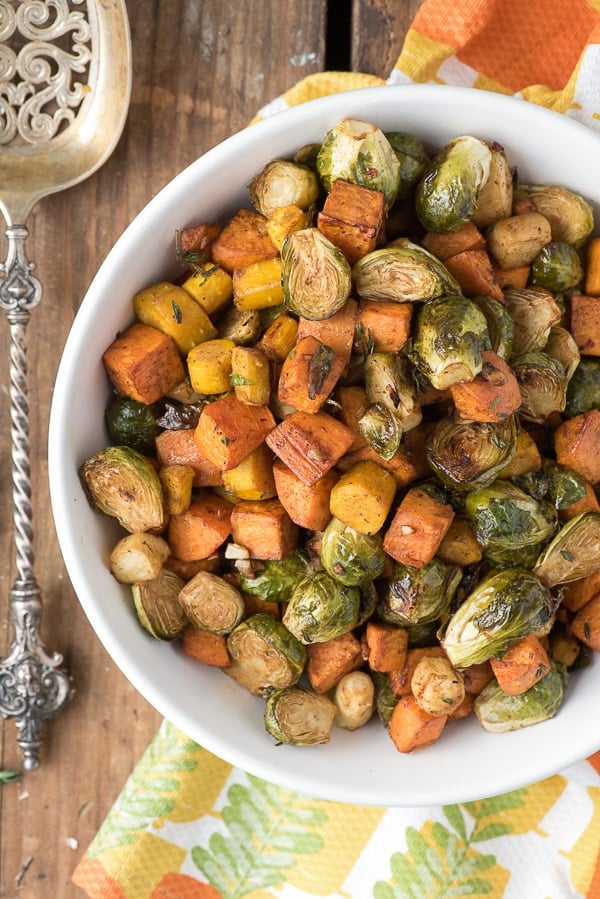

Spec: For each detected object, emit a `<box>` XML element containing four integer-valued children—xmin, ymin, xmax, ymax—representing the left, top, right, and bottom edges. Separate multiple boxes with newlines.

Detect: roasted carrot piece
<box><xmin>296</xmin><ymin>298</ymin><xmax>358</xmax><ymax>364</ymax></box>
<box><xmin>156</xmin><ymin>429</ymin><xmax>224</xmax><ymax>487</ymax></box>
<box><xmin>265</xmin><ymin>410</ymin><xmax>354</xmax><ymax>486</ymax></box>
<box><xmin>571</xmin><ymin>595</ymin><xmax>600</xmax><ymax>652</ymax></box>
<box><xmin>102</xmin><ymin>322</ymin><xmax>185</xmax><ymax>404</ymax></box>
<box><xmin>450</xmin><ymin>350</ymin><xmax>521</xmax><ymax>422</ymax></box>
<box><xmin>278</xmin><ymin>335</ymin><xmax>347</xmax><ymax>414</ymax></box>
<box><xmin>585</xmin><ymin>237</ymin><xmax>600</xmax><ymax>296</ymax></box>
<box><xmin>357</xmin><ymin>300</ymin><xmax>412</xmax><ymax>354</ymax></box>
<box><xmin>489</xmin><ymin>635</ymin><xmax>551</xmax><ymax>696</ymax></box>
<box><xmin>443</xmin><ymin>248</ymin><xmax>505</xmax><ymax>302</ymax></box>
<box><xmin>272</xmin><ymin>459</ymin><xmax>338</xmax><ymax>531</ymax></box>
<box><xmin>383</xmin><ymin>487</ymin><xmax>455</xmax><ymax>567</ymax></box>
<box><xmin>421</xmin><ymin>221</ymin><xmax>486</xmax><ymax>260</ymax></box>
<box><xmin>365</xmin><ymin>623</ymin><xmax>409</xmax><ymax>673</ymax></box>
<box><xmin>210</xmin><ymin>208</ymin><xmax>278</xmax><ymax>273</ymax></box>
<box><xmin>388</xmin><ymin>647</ymin><xmax>447</xmax><ymax>697</ymax></box>
<box><xmin>194</xmin><ymin>394</ymin><xmax>276</xmax><ymax>472</ymax></box>
<box><xmin>388</xmin><ymin>694</ymin><xmax>447</xmax><ymax>753</ymax></box>
<box><xmin>168</xmin><ymin>494</ymin><xmax>232</xmax><ymax>561</ymax></box>
<box><xmin>306</xmin><ymin>632</ymin><xmax>364</xmax><ymax>694</ymax></box>
<box><xmin>570</xmin><ymin>294</ymin><xmax>600</xmax><ymax>356</ymax></box>
<box><xmin>329</xmin><ymin>460</ymin><xmax>397</xmax><ymax>535</ymax></box>
<box><xmin>554</xmin><ymin>409</ymin><xmax>600</xmax><ymax>484</ymax></box>
<box><xmin>181</xmin><ymin>626</ymin><xmax>230</xmax><ymax>667</ymax></box>
<box><xmin>559</xmin><ymin>480</ymin><xmax>600</xmax><ymax>521</ymax></box>
<box><xmin>230</xmin><ymin>498</ymin><xmax>298</xmax><ymax>560</ymax></box>
<box><xmin>317</xmin><ymin>179</ymin><xmax>386</xmax><ymax>264</ymax></box>
<box><xmin>561</xmin><ymin>570</ymin><xmax>600</xmax><ymax>613</ymax></box>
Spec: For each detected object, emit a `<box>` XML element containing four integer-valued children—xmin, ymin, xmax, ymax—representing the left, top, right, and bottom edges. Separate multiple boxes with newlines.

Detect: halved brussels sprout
<box><xmin>378</xmin><ymin>558</ymin><xmax>462</xmax><ymax>627</ymax></box>
<box><xmin>470</xmin><ymin>142</ymin><xmax>513</xmax><ymax>228</ymax></box>
<box><xmin>441</xmin><ymin>567</ymin><xmax>559</xmax><ymax>668</ymax></box>
<box><xmin>249</xmin><ymin>159</ymin><xmax>320</xmax><ymax>217</ymax></box>
<box><xmin>530</xmin><ymin>241</ymin><xmax>584</xmax><ymax>292</ymax></box>
<box><xmin>178</xmin><ymin>571</ymin><xmax>245</xmax><ymax>634</ymax></box>
<box><xmin>372</xmin><ymin>671</ymin><xmax>399</xmax><ymax>725</ymax></box>
<box><xmin>294</xmin><ymin>142</ymin><xmax>321</xmax><ymax>170</ymax></box>
<box><xmin>225</xmin><ymin>613</ymin><xmax>307</xmax><ymax>695</ymax></box>
<box><xmin>352</xmin><ymin>242</ymin><xmax>460</xmax><ymax>305</ymax></box>
<box><xmin>320</xmin><ymin>517</ymin><xmax>386</xmax><ymax>586</ymax></box>
<box><xmin>281</xmin><ymin>228</ymin><xmax>351</xmax><ymax>320</ymax></box>
<box><xmin>384</xmin><ymin>131</ymin><xmax>430</xmax><ymax>199</ymax></box>
<box><xmin>416</xmin><ymin>135</ymin><xmax>492</xmax><ymax>232</ymax></box>
<box><xmin>411</xmin><ymin>295</ymin><xmax>490</xmax><ymax>390</ymax></box>
<box><xmin>282</xmin><ymin>572</ymin><xmax>361</xmax><ymax>644</ymax></box>
<box><xmin>264</xmin><ymin>686</ymin><xmax>337</xmax><ymax>745</ymax></box>
<box><xmin>532</xmin><ymin>512</ymin><xmax>600</xmax><ymax>586</ymax></box>
<box><xmin>511</xmin><ymin>352</ymin><xmax>567</xmax><ymax>423</ymax></box>
<box><xmin>364</xmin><ymin>353</ymin><xmax>422</xmax><ymax>432</ymax></box>
<box><xmin>513</xmin><ymin>184</ymin><xmax>594</xmax><ymax>247</ymax></box>
<box><xmin>105</xmin><ymin>396</ymin><xmax>161</xmax><ymax>455</ymax></box>
<box><xmin>545</xmin><ymin>326</ymin><xmax>580</xmax><ymax>384</ymax></box>
<box><xmin>239</xmin><ymin>552</ymin><xmax>308</xmax><ymax>603</ymax></box>
<box><xmin>502</xmin><ymin>288</ymin><xmax>562</xmax><ymax>356</ymax></box>
<box><xmin>218</xmin><ymin>307</ymin><xmax>262</xmax><ymax>345</ymax></box>
<box><xmin>80</xmin><ymin>445</ymin><xmax>164</xmax><ymax>533</ymax></box>
<box><xmin>472</xmin><ymin>295</ymin><xmax>514</xmax><ymax>360</ymax></box>
<box><xmin>132</xmin><ymin>568</ymin><xmax>187</xmax><ymax>640</ymax></box>
<box><xmin>316</xmin><ymin>117</ymin><xmax>401</xmax><ymax>206</ymax></box>
<box><xmin>474</xmin><ymin>662</ymin><xmax>566</xmax><ymax>733</ymax></box>
<box><xmin>426</xmin><ymin>414</ymin><xmax>518</xmax><ymax>490</ymax></box>
<box><xmin>357</xmin><ymin>403</ymin><xmax>403</xmax><ymax>461</ymax></box>
<box><xmin>465</xmin><ymin>479</ymin><xmax>557</xmax><ymax>567</ymax></box>
<box><xmin>565</xmin><ymin>359</ymin><xmax>600</xmax><ymax>418</ymax></box>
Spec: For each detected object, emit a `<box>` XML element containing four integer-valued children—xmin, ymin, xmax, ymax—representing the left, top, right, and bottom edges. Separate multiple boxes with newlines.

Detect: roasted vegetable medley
<box><xmin>81</xmin><ymin>118</ymin><xmax>600</xmax><ymax>753</ymax></box>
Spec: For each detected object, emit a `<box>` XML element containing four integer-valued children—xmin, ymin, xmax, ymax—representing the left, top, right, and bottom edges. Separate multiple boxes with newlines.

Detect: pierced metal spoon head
<box><xmin>0</xmin><ymin>0</ymin><xmax>132</xmax><ymax>771</ymax></box>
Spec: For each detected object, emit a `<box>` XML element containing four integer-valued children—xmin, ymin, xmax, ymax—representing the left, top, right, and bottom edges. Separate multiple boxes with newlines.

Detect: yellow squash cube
<box><xmin>330</xmin><ymin>460</ymin><xmax>397</xmax><ymax>535</ymax></box>
<box><xmin>187</xmin><ymin>338</ymin><xmax>236</xmax><ymax>395</ymax></box>
<box><xmin>133</xmin><ymin>281</ymin><xmax>217</xmax><ymax>354</ymax></box>
<box><xmin>233</xmin><ymin>257</ymin><xmax>284</xmax><ymax>310</ymax></box>
<box><xmin>181</xmin><ymin>264</ymin><xmax>233</xmax><ymax>316</ymax></box>
<box><xmin>222</xmin><ymin>443</ymin><xmax>277</xmax><ymax>501</ymax></box>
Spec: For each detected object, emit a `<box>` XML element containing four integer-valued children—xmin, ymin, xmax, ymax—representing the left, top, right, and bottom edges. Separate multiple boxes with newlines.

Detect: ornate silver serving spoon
<box><xmin>0</xmin><ymin>0</ymin><xmax>131</xmax><ymax>769</ymax></box>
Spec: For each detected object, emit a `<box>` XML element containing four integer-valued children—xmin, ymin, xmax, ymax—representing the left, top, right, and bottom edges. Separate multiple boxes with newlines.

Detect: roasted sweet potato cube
<box><xmin>194</xmin><ymin>394</ymin><xmax>276</xmax><ymax>472</ymax></box>
<box><xmin>168</xmin><ymin>495</ymin><xmax>232</xmax><ymax>560</ymax></box>
<box><xmin>265</xmin><ymin>410</ymin><xmax>354</xmax><ymax>486</ymax></box>
<box><xmin>306</xmin><ymin>632</ymin><xmax>364</xmax><ymax>694</ymax></box>
<box><xmin>570</xmin><ymin>294</ymin><xmax>600</xmax><ymax>356</ymax></box>
<box><xmin>210</xmin><ymin>208</ymin><xmax>279</xmax><ymax>273</ymax></box>
<box><xmin>443</xmin><ymin>249</ymin><xmax>504</xmax><ymax>302</ymax></box>
<box><xmin>181</xmin><ymin>626</ymin><xmax>230</xmax><ymax>667</ymax></box>
<box><xmin>383</xmin><ymin>487</ymin><xmax>455</xmax><ymax>567</ymax></box>
<box><xmin>492</xmin><ymin>264</ymin><xmax>530</xmax><ymax>290</ymax></box>
<box><xmin>365</xmin><ymin>623</ymin><xmax>408</xmax><ymax>673</ymax></box>
<box><xmin>336</xmin><ymin>385</ymin><xmax>369</xmax><ymax>450</ymax></box>
<box><xmin>388</xmin><ymin>694</ymin><xmax>447</xmax><ymax>753</ymax></box>
<box><xmin>177</xmin><ymin>222</ymin><xmax>221</xmax><ymax>261</ymax></box>
<box><xmin>156</xmin><ymin>428</ymin><xmax>224</xmax><ymax>488</ymax></box>
<box><xmin>317</xmin><ymin>179</ymin><xmax>386</xmax><ymax>264</ymax></box>
<box><xmin>450</xmin><ymin>350</ymin><xmax>521</xmax><ymax>422</ymax></box>
<box><xmin>230</xmin><ymin>498</ymin><xmax>298</xmax><ymax>559</ymax></box>
<box><xmin>357</xmin><ymin>300</ymin><xmax>412</xmax><ymax>353</ymax></box>
<box><xmin>490</xmin><ymin>635</ymin><xmax>551</xmax><ymax>695</ymax></box>
<box><xmin>278</xmin><ymin>335</ymin><xmax>347</xmax><ymax>414</ymax></box>
<box><xmin>102</xmin><ymin>322</ymin><xmax>185</xmax><ymax>404</ymax></box>
<box><xmin>571</xmin><ymin>594</ymin><xmax>600</xmax><ymax>652</ymax></box>
<box><xmin>554</xmin><ymin>409</ymin><xmax>600</xmax><ymax>484</ymax></box>
<box><xmin>272</xmin><ymin>459</ymin><xmax>337</xmax><ymax>531</ymax></box>
<box><xmin>561</xmin><ymin>570</ymin><xmax>600</xmax><ymax>613</ymax></box>
<box><xmin>421</xmin><ymin>221</ymin><xmax>486</xmax><ymax>260</ymax></box>
<box><xmin>297</xmin><ymin>298</ymin><xmax>358</xmax><ymax>364</ymax></box>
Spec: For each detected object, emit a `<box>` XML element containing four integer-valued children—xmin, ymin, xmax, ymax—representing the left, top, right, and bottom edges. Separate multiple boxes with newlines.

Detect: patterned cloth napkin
<box><xmin>73</xmin><ymin>2</ymin><xmax>600</xmax><ymax>896</ymax></box>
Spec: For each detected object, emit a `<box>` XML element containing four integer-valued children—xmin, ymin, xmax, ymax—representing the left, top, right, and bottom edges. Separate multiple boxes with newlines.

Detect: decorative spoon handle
<box><xmin>0</xmin><ymin>225</ymin><xmax>72</xmax><ymax>771</ymax></box>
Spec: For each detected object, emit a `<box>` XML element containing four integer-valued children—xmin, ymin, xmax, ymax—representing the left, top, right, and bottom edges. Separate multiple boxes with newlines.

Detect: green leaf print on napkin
<box><xmin>373</xmin><ymin>790</ymin><xmax>527</xmax><ymax>898</ymax></box>
<box><xmin>88</xmin><ymin>723</ymin><xmax>200</xmax><ymax>859</ymax></box>
<box><xmin>191</xmin><ymin>773</ymin><xmax>328</xmax><ymax>898</ymax></box>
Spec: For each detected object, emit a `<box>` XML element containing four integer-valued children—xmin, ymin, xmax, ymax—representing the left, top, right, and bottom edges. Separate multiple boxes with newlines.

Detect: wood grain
<box><xmin>351</xmin><ymin>0</ymin><xmax>423</xmax><ymax>76</ymax></box>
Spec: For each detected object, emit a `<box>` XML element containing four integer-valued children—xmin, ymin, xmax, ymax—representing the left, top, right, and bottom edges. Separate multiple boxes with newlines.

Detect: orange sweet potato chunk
<box><xmin>210</xmin><ymin>208</ymin><xmax>278</xmax><ymax>273</ymax></box>
<box><xmin>306</xmin><ymin>632</ymin><xmax>364</xmax><ymax>694</ymax></box>
<box><xmin>317</xmin><ymin>179</ymin><xmax>386</xmax><ymax>265</ymax></box>
<box><xmin>194</xmin><ymin>394</ymin><xmax>276</xmax><ymax>472</ymax></box>
<box><xmin>102</xmin><ymin>322</ymin><xmax>185</xmax><ymax>405</ymax></box>
<box><xmin>278</xmin><ymin>336</ymin><xmax>347</xmax><ymax>414</ymax></box>
<box><xmin>230</xmin><ymin>498</ymin><xmax>298</xmax><ymax>559</ymax></box>
<box><xmin>357</xmin><ymin>300</ymin><xmax>413</xmax><ymax>353</ymax></box>
<box><xmin>168</xmin><ymin>494</ymin><xmax>232</xmax><ymax>561</ymax></box>
<box><xmin>554</xmin><ymin>409</ymin><xmax>600</xmax><ymax>484</ymax></box>
<box><xmin>272</xmin><ymin>459</ymin><xmax>337</xmax><ymax>531</ymax></box>
<box><xmin>265</xmin><ymin>410</ymin><xmax>354</xmax><ymax>486</ymax></box>
<box><xmin>156</xmin><ymin>429</ymin><xmax>223</xmax><ymax>487</ymax></box>
<box><xmin>383</xmin><ymin>487</ymin><xmax>455</xmax><ymax>567</ymax></box>
<box><xmin>389</xmin><ymin>694</ymin><xmax>447</xmax><ymax>753</ymax></box>
<box><xmin>296</xmin><ymin>299</ymin><xmax>358</xmax><ymax>364</ymax></box>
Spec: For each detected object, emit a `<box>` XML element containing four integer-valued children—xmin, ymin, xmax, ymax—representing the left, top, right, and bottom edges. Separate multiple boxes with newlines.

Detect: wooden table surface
<box><xmin>0</xmin><ymin>1</ymin><xmax>422</xmax><ymax>895</ymax></box>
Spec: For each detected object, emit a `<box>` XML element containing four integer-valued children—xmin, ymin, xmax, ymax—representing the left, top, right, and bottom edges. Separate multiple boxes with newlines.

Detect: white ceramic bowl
<box><xmin>49</xmin><ymin>85</ymin><xmax>600</xmax><ymax>806</ymax></box>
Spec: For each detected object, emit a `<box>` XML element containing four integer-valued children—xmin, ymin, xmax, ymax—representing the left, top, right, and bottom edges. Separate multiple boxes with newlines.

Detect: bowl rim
<box><xmin>49</xmin><ymin>83</ymin><xmax>600</xmax><ymax>806</ymax></box>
